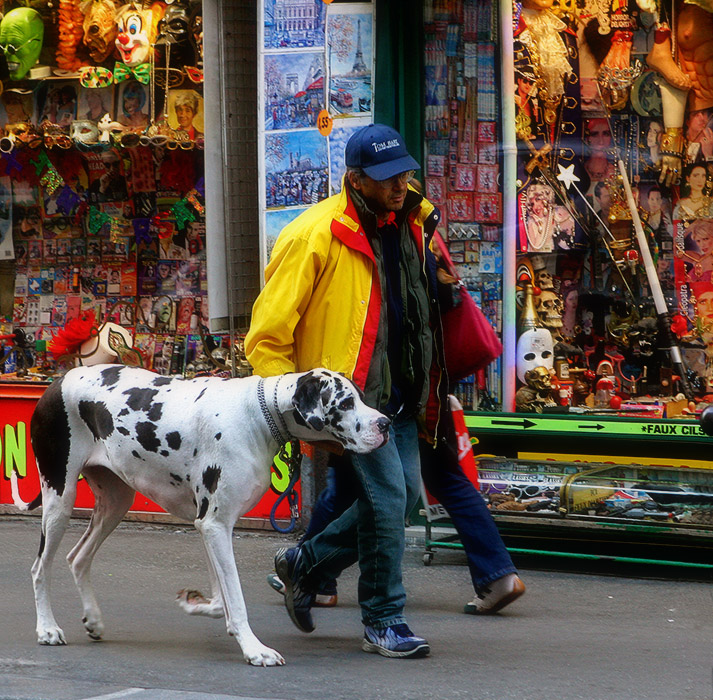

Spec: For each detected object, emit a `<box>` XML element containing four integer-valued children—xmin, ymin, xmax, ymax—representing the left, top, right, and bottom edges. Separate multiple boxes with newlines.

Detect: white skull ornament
<box><xmin>516</xmin><ymin>328</ymin><xmax>554</xmax><ymax>383</ymax></box>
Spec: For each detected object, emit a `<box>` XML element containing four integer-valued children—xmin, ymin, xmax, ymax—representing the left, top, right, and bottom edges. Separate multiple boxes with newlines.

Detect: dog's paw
<box><xmin>37</xmin><ymin>625</ymin><xmax>67</xmax><ymax>646</ymax></box>
<box><xmin>176</xmin><ymin>588</ymin><xmax>225</xmax><ymax>618</ymax></box>
<box><xmin>243</xmin><ymin>644</ymin><xmax>285</xmax><ymax>667</ymax></box>
<box><xmin>82</xmin><ymin>617</ymin><xmax>104</xmax><ymax>641</ymax></box>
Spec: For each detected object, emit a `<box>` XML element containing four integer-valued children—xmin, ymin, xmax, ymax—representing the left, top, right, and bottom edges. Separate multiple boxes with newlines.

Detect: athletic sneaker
<box><xmin>274</xmin><ymin>546</ymin><xmax>315</xmax><ymax>633</ymax></box>
<box><xmin>362</xmin><ymin>623</ymin><xmax>430</xmax><ymax>659</ymax></box>
<box><xmin>463</xmin><ymin>574</ymin><xmax>526</xmax><ymax>615</ymax></box>
<box><xmin>266</xmin><ymin>572</ymin><xmax>338</xmax><ymax>607</ymax></box>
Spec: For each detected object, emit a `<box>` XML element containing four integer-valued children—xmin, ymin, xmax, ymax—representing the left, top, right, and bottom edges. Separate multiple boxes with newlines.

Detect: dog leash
<box><xmin>257</xmin><ymin>377</ymin><xmax>301</xmax><ymax>533</ymax></box>
<box><xmin>269</xmin><ymin>439</ymin><xmax>302</xmax><ymax>534</ymax></box>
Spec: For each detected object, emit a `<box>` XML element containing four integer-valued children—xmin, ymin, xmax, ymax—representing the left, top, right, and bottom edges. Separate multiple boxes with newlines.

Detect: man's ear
<box><xmin>292</xmin><ymin>372</ymin><xmax>324</xmax><ymax>431</ymax></box>
<box><xmin>346</xmin><ymin>169</ymin><xmax>362</xmax><ymax>192</ymax></box>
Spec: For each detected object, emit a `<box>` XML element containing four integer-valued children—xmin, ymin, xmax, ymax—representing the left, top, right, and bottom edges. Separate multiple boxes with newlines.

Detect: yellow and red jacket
<box><xmin>245</xmin><ymin>183</ymin><xmax>445</xmax><ymax>419</ymax></box>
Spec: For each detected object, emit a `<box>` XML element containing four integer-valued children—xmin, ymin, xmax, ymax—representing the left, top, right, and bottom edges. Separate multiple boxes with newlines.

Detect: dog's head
<box><xmin>291</xmin><ymin>369</ymin><xmax>390</xmax><ymax>454</ymax></box>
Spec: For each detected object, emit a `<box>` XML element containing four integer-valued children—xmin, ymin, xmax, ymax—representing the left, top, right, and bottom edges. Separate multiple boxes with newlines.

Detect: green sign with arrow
<box><xmin>464</xmin><ymin>414</ymin><xmax>708</xmax><ymax>441</ymax></box>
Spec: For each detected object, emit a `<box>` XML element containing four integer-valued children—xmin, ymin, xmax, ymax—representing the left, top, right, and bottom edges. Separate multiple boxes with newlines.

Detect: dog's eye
<box><xmin>339</xmin><ymin>396</ymin><xmax>355</xmax><ymax>411</ymax></box>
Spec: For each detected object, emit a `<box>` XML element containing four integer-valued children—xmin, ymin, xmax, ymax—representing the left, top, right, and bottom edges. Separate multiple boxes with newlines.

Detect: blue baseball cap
<box><xmin>345</xmin><ymin>123</ymin><xmax>420</xmax><ymax>181</ymax></box>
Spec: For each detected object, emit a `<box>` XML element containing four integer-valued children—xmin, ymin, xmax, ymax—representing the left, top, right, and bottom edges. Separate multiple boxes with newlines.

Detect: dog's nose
<box><xmin>376</xmin><ymin>417</ymin><xmax>391</xmax><ymax>435</ymax></box>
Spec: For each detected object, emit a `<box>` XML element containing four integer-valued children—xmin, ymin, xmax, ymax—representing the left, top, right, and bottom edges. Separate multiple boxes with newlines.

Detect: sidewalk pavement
<box><xmin>1</xmin><ymin>516</ymin><xmax>712</xmax><ymax>700</ymax></box>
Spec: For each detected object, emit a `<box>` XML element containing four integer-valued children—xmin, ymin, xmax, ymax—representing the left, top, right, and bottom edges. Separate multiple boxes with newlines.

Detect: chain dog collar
<box><xmin>257</xmin><ymin>376</ymin><xmax>290</xmax><ymax>445</ymax></box>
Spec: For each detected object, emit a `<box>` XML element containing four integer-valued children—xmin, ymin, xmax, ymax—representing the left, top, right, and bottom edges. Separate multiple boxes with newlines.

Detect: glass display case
<box><xmin>478</xmin><ymin>456</ymin><xmax>713</xmax><ymax>529</ymax></box>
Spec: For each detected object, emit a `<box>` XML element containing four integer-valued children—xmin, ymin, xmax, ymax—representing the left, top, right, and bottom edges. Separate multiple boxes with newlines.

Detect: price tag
<box><xmin>317</xmin><ymin>109</ymin><xmax>333</xmax><ymax>136</ymax></box>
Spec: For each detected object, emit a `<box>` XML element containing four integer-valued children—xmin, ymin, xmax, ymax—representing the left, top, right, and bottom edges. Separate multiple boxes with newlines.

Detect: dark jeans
<box><xmin>419</xmin><ymin>437</ymin><xmax>516</xmax><ymax>591</ymax></box>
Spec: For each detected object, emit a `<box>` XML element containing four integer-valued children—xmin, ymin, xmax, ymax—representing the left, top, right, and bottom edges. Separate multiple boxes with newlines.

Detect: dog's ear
<box><xmin>292</xmin><ymin>372</ymin><xmax>324</xmax><ymax>431</ymax></box>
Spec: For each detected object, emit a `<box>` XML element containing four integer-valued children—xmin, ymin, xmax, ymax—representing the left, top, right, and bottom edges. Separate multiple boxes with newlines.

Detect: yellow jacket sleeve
<box><xmin>244</xmin><ymin>230</ymin><xmax>325</xmax><ymax>378</ymax></box>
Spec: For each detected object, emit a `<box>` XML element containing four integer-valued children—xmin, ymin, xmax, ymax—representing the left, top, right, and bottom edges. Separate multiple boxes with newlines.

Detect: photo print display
<box><xmin>264</xmin><ymin>52</ymin><xmax>326</xmax><ymax>130</ymax></box>
<box><xmin>77</xmin><ymin>86</ymin><xmax>115</xmax><ymax>123</ymax></box>
<box><xmin>1</xmin><ymin>89</ymin><xmax>34</xmax><ymax>128</ymax></box>
<box><xmin>265</xmin><ymin>129</ymin><xmax>328</xmax><ymax>208</ymax></box>
<box><xmin>328</xmin><ymin>123</ymin><xmax>361</xmax><ymax>194</ymax></box>
<box><xmin>37</xmin><ymin>81</ymin><xmax>78</xmax><ymax>127</ymax></box>
<box><xmin>263</xmin><ymin>0</ymin><xmax>327</xmax><ymax>49</ymax></box>
<box><xmin>167</xmin><ymin>89</ymin><xmax>205</xmax><ymax>139</ymax></box>
<box><xmin>327</xmin><ymin>9</ymin><xmax>373</xmax><ymax>118</ymax></box>
<box><xmin>264</xmin><ymin>207</ymin><xmax>307</xmax><ymax>263</ymax></box>
<box><xmin>117</xmin><ymin>80</ymin><xmax>149</xmax><ymax>129</ymax></box>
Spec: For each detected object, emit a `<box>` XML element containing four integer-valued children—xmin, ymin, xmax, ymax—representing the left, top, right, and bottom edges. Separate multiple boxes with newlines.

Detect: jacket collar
<box><xmin>330</xmin><ymin>177</ymin><xmax>427</xmax><ymax>259</ymax></box>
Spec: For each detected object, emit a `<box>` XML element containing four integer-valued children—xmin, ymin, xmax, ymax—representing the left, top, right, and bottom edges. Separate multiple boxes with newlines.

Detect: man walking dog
<box><xmin>246</xmin><ymin>124</ymin><xmax>443</xmax><ymax>658</ymax></box>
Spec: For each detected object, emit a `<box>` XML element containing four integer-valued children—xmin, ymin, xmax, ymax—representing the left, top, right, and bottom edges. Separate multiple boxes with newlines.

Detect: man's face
<box><xmin>517</xmin><ymin>77</ymin><xmax>534</xmax><ymax>96</ymax></box>
<box><xmin>176</xmin><ymin>103</ymin><xmax>194</xmax><ymax>129</ymax></box>
<box><xmin>597</xmin><ymin>187</ymin><xmax>611</xmax><ymax>212</ymax></box>
<box><xmin>348</xmin><ymin>170</ymin><xmax>410</xmax><ymax>216</ymax></box>
<box><xmin>587</xmin><ymin>119</ymin><xmax>612</xmax><ymax>150</ymax></box>
<box><xmin>103</xmin><ymin>155</ymin><xmax>120</xmax><ymax>174</ymax></box>
<box><xmin>648</xmin><ymin>190</ymin><xmax>662</xmax><ymax>213</ymax></box>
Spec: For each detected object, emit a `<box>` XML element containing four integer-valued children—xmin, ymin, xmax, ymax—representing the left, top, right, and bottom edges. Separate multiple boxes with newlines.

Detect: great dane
<box><xmin>17</xmin><ymin>365</ymin><xmax>390</xmax><ymax>666</ymax></box>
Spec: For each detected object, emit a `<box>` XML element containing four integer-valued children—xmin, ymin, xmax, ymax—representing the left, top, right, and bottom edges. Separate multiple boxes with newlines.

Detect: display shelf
<box><xmin>420</xmin><ymin>410</ymin><xmax>713</xmax><ymax>567</ymax></box>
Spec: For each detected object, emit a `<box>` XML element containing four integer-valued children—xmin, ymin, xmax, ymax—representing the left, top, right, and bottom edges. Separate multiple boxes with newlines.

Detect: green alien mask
<box><xmin>0</xmin><ymin>8</ymin><xmax>44</xmax><ymax>80</ymax></box>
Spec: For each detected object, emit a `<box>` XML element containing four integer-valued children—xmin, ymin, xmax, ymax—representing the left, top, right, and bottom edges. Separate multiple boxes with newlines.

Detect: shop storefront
<box><xmin>3</xmin><ymin>0</ymin><xmax>713</xmax><ymax>554</ymax></box>
<box><xmin>415</xmin><ymin>0</ymin><xmax>713</xmax><ymax>563</ymax></box>
<box><xmin>0</xmin><ymin>1</ymin><xmax>294</xmax><ymax>524</ymax></box>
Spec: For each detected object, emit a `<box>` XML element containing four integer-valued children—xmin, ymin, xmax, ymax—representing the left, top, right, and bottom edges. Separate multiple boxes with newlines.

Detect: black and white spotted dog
<box><xmin>17</xmin><ymin>364</ymin><xmax>390</xmax><ymax>666</ymax></box>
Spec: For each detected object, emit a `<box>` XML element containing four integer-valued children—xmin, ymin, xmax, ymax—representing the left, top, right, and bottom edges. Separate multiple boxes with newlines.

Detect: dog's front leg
<box><xmin>194</xmin><ymin>518</ymin><xmax>285</xmax><ymax>666</ymax></box>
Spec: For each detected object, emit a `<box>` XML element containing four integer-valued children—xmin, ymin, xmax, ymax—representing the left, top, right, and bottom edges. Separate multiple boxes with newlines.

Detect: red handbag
<box><xmin>442</xmin><ymin>281</ymin><xmax>502</xmax><ymax>381</ymax></box>
<box><xmin>433</xmin><ymin>232</ymin><xmax>502</xmax><ymax>381</ymax></box>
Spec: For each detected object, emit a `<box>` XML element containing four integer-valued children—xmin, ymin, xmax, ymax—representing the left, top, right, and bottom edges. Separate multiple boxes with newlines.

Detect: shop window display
<box><xmin>0</xmin><ymin>0</ymin><xmax>220</xmax><ymax>381</ymax></box>
<box><xmin>422</xmin><ymin>0</ymin><xmax>713</xmax><ymax>417</ymax></box>
<box><xmin>423</xmin><ymin>0</ymin><xmax>503</xmax><ymax>410</ymax></box>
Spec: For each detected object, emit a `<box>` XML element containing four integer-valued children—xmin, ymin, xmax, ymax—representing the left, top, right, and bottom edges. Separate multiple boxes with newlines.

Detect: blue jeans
<box><xmin>301</xmin><ymin>424</ymin><xmax>516</xmax><ymax>594</ymax></box>
<box><xmin>298</xmin><ymin>415</ymin><xmax>421</xmax><ymax>629</ymax></box>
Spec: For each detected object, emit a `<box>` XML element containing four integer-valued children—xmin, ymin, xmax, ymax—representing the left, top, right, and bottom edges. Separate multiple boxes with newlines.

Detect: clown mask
<box><xmin>115</xmin><ymin>3</ymin><xmax>153</xmax><ymax>66</ymax></box>
<box><xmin>0</xmin><ymin>8</ymin><xmax>44</xmax><ymax>81</ymax></box>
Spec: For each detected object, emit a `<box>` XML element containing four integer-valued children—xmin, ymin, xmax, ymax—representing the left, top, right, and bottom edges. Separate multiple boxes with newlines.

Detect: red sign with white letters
<box><xmin>0</xmin><ymin>384</ymin><xmax>297</xmax><ymax>520</ymax></box>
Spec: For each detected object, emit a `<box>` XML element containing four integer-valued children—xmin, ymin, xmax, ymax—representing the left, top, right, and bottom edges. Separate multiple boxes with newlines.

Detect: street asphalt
<box><xmin>1</xmin><ymin>516</ymin><xmax>712</xmax><ymax>700</ymax></box>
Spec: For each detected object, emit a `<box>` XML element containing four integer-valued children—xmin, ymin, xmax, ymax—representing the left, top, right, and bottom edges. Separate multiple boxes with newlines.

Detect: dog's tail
<box><xmin>10</xmin><ymin>469</ymin><xmax>42</xmax><ymax>511</ymax></box>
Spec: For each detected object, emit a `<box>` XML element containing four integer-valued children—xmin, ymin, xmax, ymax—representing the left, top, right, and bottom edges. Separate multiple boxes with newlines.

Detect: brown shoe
<box><xmin>464</xmin><ymin>574</ymin><xmax>525</xmax><ymax>615</ymax></box>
